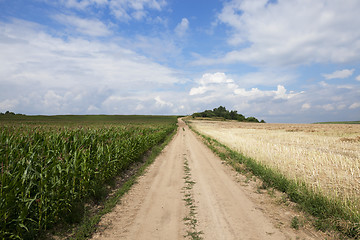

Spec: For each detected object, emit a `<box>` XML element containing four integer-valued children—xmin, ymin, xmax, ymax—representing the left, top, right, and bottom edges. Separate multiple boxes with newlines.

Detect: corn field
<box><xmin>0</xmin><ymin>116</ymin><xmax>177</xmax><ymax>239</ymax></box>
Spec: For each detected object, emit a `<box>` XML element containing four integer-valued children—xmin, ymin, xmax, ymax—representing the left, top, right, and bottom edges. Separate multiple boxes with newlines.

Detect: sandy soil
<box><xmin>91</xmin><ymin>119</ymin><xmax>328</xmax><ymax>239</ymax></box>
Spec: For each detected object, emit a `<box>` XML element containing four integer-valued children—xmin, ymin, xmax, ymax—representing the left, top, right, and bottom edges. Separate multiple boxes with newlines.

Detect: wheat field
<box><xmin>190</xmin><ymin>120</ymin><xmax>360</xmax><ymax>214</ymax></box>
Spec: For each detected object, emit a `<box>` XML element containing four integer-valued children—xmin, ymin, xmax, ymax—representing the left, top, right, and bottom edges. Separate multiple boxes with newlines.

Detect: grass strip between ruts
<box><xmin>66</xmin><ymin>124</ymin><xmax>178</xmax><ymax>240</ymax></box>
<box><xmin>187</xmin><ymin>124</ymin><xmax>360</xmax><ymax>239</ymax></box>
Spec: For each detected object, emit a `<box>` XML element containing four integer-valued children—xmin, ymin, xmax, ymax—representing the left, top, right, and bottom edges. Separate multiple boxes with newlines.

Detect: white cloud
<box><xmin>213</xmin><ymin>0</ymin><xmax>360</xmax><ymax>66</ymax></box>
<box><xmin>0</xmin><ymin>99</ymin><xmax>19</xmax><ymax>112</ymax></box>
<box><xmin>234</xmin><ymin>87</ymin><xmax>266</xmax><ymax>97</ymax></box>
<box><xmin>200</xmin><ymin>72</ymin><xmax>233</xmax><ymax>84</ymax></box>
<box><xmin>189</xmin><ymin>72</ymin><xmax>301</xmax><ymax>101</ymax></box>
<box><xmin>135</xmin><ymin>104</ymin><xmax>144</xmax><ymax>111</ymax></box>
<box><xmin>60</xmin><ymin>0</ymin><xmax>93</xmax><ymax>10</ymax></box>
<box><xmin>87</xmin><ymin>104</ymin><xmax>100</xmax><ymax>112</ymax></box>
<box><xmin>301</xmin><ymin>103</ymin><xmax>311</xmax><ymax>110</ymax></box>
<box><xmin>234</xmin><ymin>85</ymin><xmax>301</xmax><ymax>100</ymax></box>
<box><xmin>44</xmin><ymin>90</ymin><xmax>63</xmax><ymax>108</ymax></box>
<box><xmin>175</xmin><ymin>18</ymin><xmax>189</xmax><ymax>37</ymax></box>
<box><xmin>337</xmin><ymin>104</ymin><xmax>346</xmax><ymax>110</ymax></box>
<box><xmin>189</xmin><ymin>72</ymin><xmax>236</xmax><ymax>96</ymax></box>
<box><xmin>232</xmin><ymin>70</ymin><xmax>296</xmax><ymax>87</ymax></box>
<box><xmin>154</xmin><ymin>96</ymin><xmax>173</xmax><ymax>108</ymax></box>
<box><xmin>58</xmin><ymin>0</ymin><xmax>109</xmax><ymax>10</ymax></box>
<box><xmin>322</xmin><ymin>104</ymin><xmax>334</xmax><ymax>111</ymax></box>
<box><xmin>0</xmin><ymin>19</ymin><xmax>180</xmax><ymax>114</ymax></box>
<box><xmin>337</xmin><ymin>85</ymin><xmax>354</xmax><ymax>89</ymax></box>
<box><xmin>186</xmin><ymin>72</ymin><xmax>360</xmax><ymax>123</ymax></box>
<box><xmin>274</xmin><ymin>85</ymin><xmax>302</xmax><ymax>100</ymax></box>
<box><xmin>99</xmin><ymin>93</ymin><xmax>181</xmax><ymax>114</ymax></box>
<box><xmin>53</xmin><ymin>14</ymin><xmax>111</xmax><ymax>37</ymax></box>
<box><xmin>349</xmin><ymin>102</ymin><xmax>360</xmax><ymax>109</ymax></box>
<box><xmin>59</xmin><ymin>0</ymin><xmax>167</xmax><ymax>21</ymax></box>
<box><xmin>109</xmin><ymin>0</ymin><xmax>167</xmax><ymax>21</ymax></box>
<box><xmin>0</xmin><ymin>19</ymin><xmax>179</xmax><ymax>86</ymax></box>
<box><xmin>189</xmin><ymin>86</ymin><xmax>207</xmax><ymax>96</ymax></box>
<box><xmin>356</xmin><ymin>75</ymin><xmax>360</xmax><ymax>81</ymax></box>
<box><xmin>332</xmin><ymin>96</ymin><xmax>342</xmax><ymax>101</ymax></box>
<box><xmin>122</xmin><ymin>34</ymin><xmax>182</xmax><ymax>62</ymax></box>
<box><xmin>322</xmin><ymin>69</ymin><xmax>355</xmax><ymax>80</ymax></box>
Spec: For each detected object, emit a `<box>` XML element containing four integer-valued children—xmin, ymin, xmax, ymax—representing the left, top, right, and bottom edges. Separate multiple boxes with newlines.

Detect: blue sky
<box><xmin>0</xmin><ymin>0</ymin><xmax>359</xmax><ymax>123</ymax></box>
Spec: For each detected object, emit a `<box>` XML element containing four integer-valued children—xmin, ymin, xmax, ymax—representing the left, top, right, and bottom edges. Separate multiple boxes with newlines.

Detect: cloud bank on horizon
<box><xmin>0</xmin><ymin>0</ymin><xmax>359</xmax><ymax>123</ymax></box>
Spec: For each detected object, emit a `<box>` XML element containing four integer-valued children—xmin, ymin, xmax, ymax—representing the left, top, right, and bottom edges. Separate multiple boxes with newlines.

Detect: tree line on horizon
<box><xmin>0</xmin><ymin>111</ymin><xmax>25</xmax><ymax>116</ymax></box>
<box><xmin>192</xmin><ymin>106</ymin><xmax>265</xmax><ymax>123</ymax></box>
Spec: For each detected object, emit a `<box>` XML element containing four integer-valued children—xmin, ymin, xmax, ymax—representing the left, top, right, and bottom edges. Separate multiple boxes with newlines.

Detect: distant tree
<box><xmin>246</xmin><ymin>117</ymin><xmax>259</xmax><ymax>123</ymax></box>
<box><xmin>191</xmin><ymin>106</ymin><xmax>264</xmax><ymax>123</ymax></box>
<box><xmin>260</xmin><ymin>120</ymin><xmax>266</xmax><ymax>123</ymax></box>
<box><xmin>213</xmin><ymin>106</ymin><xmax>227</xmax><ymax>118</ymax></box>
<box><xmin>192</xmin><ymin>112</ymin><xmax>202</xmax><ymax>118</ymax></box>
<box><xmin>5</xmin><ymin>111</ymin><xmax>15</xmax><ymax>115</ymax></box>
<box><xmin>229</xmin><ymin>110</ymin><xmax>238</xmax><ymax>120</ymax></box>
<box><xmin>237</xmin><ymin>114</ymin><xmax>246</xmax><ymax>122</ymax></box>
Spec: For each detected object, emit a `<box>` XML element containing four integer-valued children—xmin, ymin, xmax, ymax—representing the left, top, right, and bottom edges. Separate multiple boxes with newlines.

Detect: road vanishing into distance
<box><xmin>92</xmin><ymin>119</ymin><xmax>323</xmax><ymax>240</ymax></box>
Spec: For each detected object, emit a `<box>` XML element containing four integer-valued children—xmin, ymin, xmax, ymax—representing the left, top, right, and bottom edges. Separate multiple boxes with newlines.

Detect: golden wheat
<box><xmin>190</xmin><ymin>120</ymin><xmax>360</xmax><ymax>212</ymax></box>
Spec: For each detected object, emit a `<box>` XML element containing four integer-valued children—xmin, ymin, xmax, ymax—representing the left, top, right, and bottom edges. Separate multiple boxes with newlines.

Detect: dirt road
<box><xmin>92</xmin><ymin>119</ymin><xmax>320</xmax><ymax>239</ymax></box>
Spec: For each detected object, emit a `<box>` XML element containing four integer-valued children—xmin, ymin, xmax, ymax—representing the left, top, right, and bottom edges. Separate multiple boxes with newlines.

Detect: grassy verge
<box><xmin>60</xmin><ymin>123</ymin><xmax>178</xmax><ymax>240</ymax></box>
<box><xmin>187</xmin><ymin>124</ymin><xmax>360</xmax><ymax>239</ymax></box>
<box><xmin>183</xmin><ymin>156</ymin><xmax>203</xmax><ymax>240</ymax></box>
<box><xmin>314</xmin><ymin>121</ymin><xmax>360</xmax><ymax>124</ymax></box>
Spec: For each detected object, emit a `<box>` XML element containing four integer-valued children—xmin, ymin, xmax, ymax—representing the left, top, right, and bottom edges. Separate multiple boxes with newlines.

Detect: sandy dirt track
<box><xmin>92</xmin><ymin>119</ymin><xmax>321</xmax><ymax>239</ymax></box>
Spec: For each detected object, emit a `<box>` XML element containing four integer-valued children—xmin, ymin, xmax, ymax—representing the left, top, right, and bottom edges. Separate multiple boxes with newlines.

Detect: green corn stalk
<box><xmin>0</xmin><ymin>119</ymin><xmax>177</xmax><ymax>239</ymax></box>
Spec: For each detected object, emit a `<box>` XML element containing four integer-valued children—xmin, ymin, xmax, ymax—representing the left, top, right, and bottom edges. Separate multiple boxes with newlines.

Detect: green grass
<box><xmin>314</xmin><ymin>120</ymin><xmax>360</xmax><ymax>124</ymax></box>
<box><xmin>291</xmin><ymin>216</ymin><xmax>300</xmax><ymax>230</ymax></box>
<box><xmin>187</xmin><ymin>124</ymin><xmax>360</xmax><ymax>239</ymax></box>
<box><xmin>0</xmin><ymin>115</ymin><xmax>177</xmax><ymax>240</ymax></box>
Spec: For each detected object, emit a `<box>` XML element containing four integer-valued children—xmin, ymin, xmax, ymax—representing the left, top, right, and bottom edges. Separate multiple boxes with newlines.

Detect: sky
<box><xmin>0</xmin><ymin>0</ymin><xmax>359</xmax><ymax>123</ymax></box>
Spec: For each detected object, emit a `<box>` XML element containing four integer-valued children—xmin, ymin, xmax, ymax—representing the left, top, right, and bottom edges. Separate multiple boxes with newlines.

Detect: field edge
<box><xmin>45</xmin><ymin>120</ymin><xmax>179</xmax><ymax>240</ymax></box>
<box><xmin>185</xmin><ymin>121</ymin><xmax>360</xmax><ymax>239</ymax></box>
